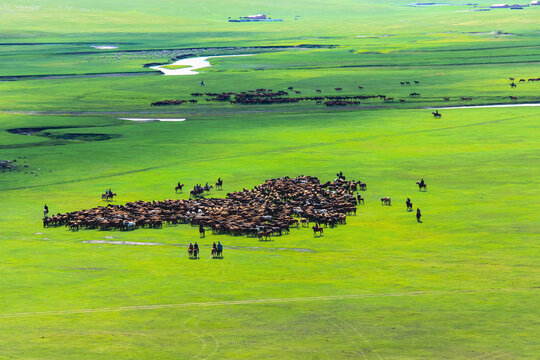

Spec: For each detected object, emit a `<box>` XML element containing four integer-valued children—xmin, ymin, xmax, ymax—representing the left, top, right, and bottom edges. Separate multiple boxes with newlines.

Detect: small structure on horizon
<box><xmin>229</xmin><ymin>13</ymin><xmax>284</xmax><ymax>22</ymax></box>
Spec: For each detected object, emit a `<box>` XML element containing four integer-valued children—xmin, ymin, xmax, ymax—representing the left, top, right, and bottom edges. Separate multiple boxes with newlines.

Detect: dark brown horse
<box><xmin>175</xmin><ymin>183</ymin><xmax>184</xmax><ymax>193</ymax></box>
<box><xmin>312</xmin><ymin>224</ymin><xmax>324</xmax><ymax>237</ymax></box>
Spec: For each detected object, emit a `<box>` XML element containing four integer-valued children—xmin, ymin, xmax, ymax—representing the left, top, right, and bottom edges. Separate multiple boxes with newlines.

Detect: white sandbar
<box><xmin>119</xmin><ymin>118</ymin><xmax>186</xmax><ymax>122</ymax></box>
<box><xmin>428</xmin><ymin>103</ymin><xmax>540</xmax><ymax>110</ymax></box>
<box><xmin>150</xmin><ymin>54</ymin><xmax>253</xmax><ymax>75</ymax></box>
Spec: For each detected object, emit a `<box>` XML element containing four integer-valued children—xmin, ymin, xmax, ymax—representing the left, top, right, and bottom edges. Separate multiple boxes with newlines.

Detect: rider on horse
<box><xmin>419</xmin><ymin>179</ymin><xmax>425</xmax><ymax>188</ymax></box>
<box><xmin>217</xmin><ymin>241</ymin><xmax>223</xmax><ymax>254</ymax></box>
<box><xmin>416</xmin><ymin>208</ymin><xmax>422</xmax><ymax>223</ymax></box>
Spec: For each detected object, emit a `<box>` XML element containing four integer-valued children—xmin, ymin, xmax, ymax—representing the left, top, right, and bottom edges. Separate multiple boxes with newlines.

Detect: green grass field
<box><xmin>0</xmin><ymin>1</ymin><xmax>539</xmax><ymax>359</ymax></box>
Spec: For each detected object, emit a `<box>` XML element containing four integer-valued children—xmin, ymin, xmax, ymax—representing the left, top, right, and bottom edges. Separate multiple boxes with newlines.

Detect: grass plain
<box><xmin>0</xmin><ymin>1</ymin><xmax>539</xmax><ymax>359</ymax></box>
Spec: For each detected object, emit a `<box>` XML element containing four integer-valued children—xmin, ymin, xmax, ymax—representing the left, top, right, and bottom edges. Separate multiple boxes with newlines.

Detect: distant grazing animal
<box><xmin>295</xmin><ymin>91</ymin><xmax>301</xmax><ymax>94</ymax></box>
<box><xmin>509</xmin><ymin>96</ymin><xmax>518</xmax><ymax>101</ymax></box>
<box><xmin>335</xmin><ymin>87</ymin><xmax>343</xmax><ymax>92</ymax></box>
<box><xmin>510</xmin><ymin>82</ymin><xmax>517</xmax><ymax>88</ymax></box>
<box><xmin>301</xmin><ymin>218</ymin><xmax>309</xmax><ymax>227</ymax></box>
<box><xmin>519</xmin><ymin>79</ymin><xmax>525</xmax><ymax>82</ymax></box>
<box><xmin>356</xmin><ymin>194</ymin><xmax>364</xmax><ymax>205</ymax></box>
<box><xmin>357</xmin><ymin>182</ymin><xmax>367</xmax><ymax>191</ymax></box>
<box><xmin>358</xmin><ymin>86</ymin><xmax>363</xmax><ymax>89</ymax></box>
<box><xmin>287</xmin><ymin>86</ymin><xmax>294</xmax><ymax>90</ymax></box>
<box><xmin>460</xmin><ymin>97</ymin><xmax>472</xmax><ymax>101</ymax></box>
<box><xmin>443</xmin><ymin>97</ymin><xmax>450</xmax><ymax>101</ymax></box>
<box><xmin>316</xmin><ymin>89</ymin><xmax>322</xmax><ymax>93</ymax></box>
<box><xmin>414</xmin><ymin>81</ymin><xmax>420</xmax><ymax>84</ymax></box>
<box><xmin>509</xmin><ymin>77</ymin><xmax>514</xmax><ymax>81</ymax></box>
<box><xmin>400</xmin><ymin>99</ymin><xmax>406</xmax><ymax>103</ymax></box>
<box><xmin>381</xmin><ymin>196</ymin><xmax>391</xmax><ymax>206</ymax></box>
<box><xmin>409</xmin><ymin>92</ymin><xmax>420</xmax><ymax>97</ymax></box>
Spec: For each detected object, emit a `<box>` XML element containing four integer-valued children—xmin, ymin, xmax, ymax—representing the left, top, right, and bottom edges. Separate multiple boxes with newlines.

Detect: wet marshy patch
<box><xmin>3</xmin><ymin>126</ymin><xmax>121</xmax><ymax>149</ymax></box>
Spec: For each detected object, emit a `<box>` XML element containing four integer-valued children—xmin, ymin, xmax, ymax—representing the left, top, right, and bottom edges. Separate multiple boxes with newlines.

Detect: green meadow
<box><xmin>0</xmin><ymin>1</ymin><xmax>539</xmax><ymax>359</ymax></box>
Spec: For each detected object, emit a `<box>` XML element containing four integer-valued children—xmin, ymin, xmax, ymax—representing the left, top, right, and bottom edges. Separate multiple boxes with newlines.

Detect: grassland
<box><xmin>0</xmin><ymin>1</ymin><xmax>539</xmax><ymax>359</ymax></box>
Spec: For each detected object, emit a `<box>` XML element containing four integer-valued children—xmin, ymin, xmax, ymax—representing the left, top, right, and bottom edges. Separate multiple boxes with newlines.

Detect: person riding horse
<box><xmin>217</xmin><ymin>241</ymin><xmax>223</xmax><ymax>255</ymax></box>
<box><xmin>44</xmin><ymin>204</ymin><xmax>49</xmax><ymax>218</ymax></box>
<box><xmin>188</xmin><ymin>242</ymin><xmax>194</xmax><ymax>255</ymax></box>
<box><xmin>416</xmin><ymin>208</ymin><xmax>422</xmax><ymax>223</ymax></box>
<box><xmin>406</xmin><ymin>198</ymin><xmax>413</xmax><ymax>211</ymax></box>
<box><xmin>419</xmin><ymin>179</ymin><xmax>425</xmax><ymax>188</ymax></box>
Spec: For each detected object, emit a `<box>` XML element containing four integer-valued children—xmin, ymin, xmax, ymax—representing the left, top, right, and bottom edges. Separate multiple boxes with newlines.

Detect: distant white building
<box><xmin>247</xmin><ymin>14</ymin><xmax>267</xmax><ymax>19</ymax></box>
<box><xmin>531</xmin><ymin>0</ymin><xmax>539</xmax><ymax>5</ymax></box>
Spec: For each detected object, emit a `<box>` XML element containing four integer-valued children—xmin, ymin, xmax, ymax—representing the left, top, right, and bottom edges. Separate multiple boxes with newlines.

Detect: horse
<box><xmin>175</xmin><ymin>183</ymin><xmax>184</xmax><ymax>193</ymax></box>
<box><xmin>358</xmin><ymin>182</ymin><xmax>367</xmax><ymax>191</ymax></box>
<box><xmin>312</xmin><ymin>224</ymin><xmax>324</xmax><ymax>237</ymax></box>
<box><xmin>102</xmin><ymin>192</ymin><xmax>117</xmax><ymax>201</ymax></box>
<box><xmin>189</xmin><ymin>247</ymin><xmax>199</xmax><ymax>259</ymax></box>
<box><xmin>510</xmin><ymin>82</ymin><xmax>517</xmax><ymax>88</ymax></box>
<box><xmin>300</xmin><ymin>218</ymin><xmax>309</xmax><ymax>227</ymax></box>
<box><xmin>203</xmin><ymin>184</ymin><xmax>213</xmax><ymax>193</ymax></box>
<box><xmin>381</xmin><ymin>196</ymin><xmax>391</xmax><ymax>206</ymax></box>
<box><xmin>357</xmin><ymin>194</ymin><xmax>364</xmax><ymax>205</ymax></box>
<box><xmin>432</xmin><ymin>110</ymin><xmax>442</xmax><ymax>118</ymax></box>
<box><xmin>257</xmin><ymin>230</ymin><xmax>272</xmax><ymax>241</ymax></box>
<box><xmin>416</xmin><ymin>181</ymin><xmax>427</xmax><ymax>191</ymax></box>
<box><xmin>335</xmin><ymin>87</ymin><xmax>343</xmax><ymax>92</ymax></box>
<box><xmin>190</xmin><ymin>188</ymin><xmax>204</xmax><ymax>199</ymax></box>
<box><xmin>211</xmin><ymin>246</ymin><xmax>221</xmax><ymax>258</ymax></box>
<box><xmin>199</xmin><ymin>225</ymin><xmax>205</xmax><ymax>238</ymax></box>
<box><xmin>315</xmin><ymin>89</ymin><xmax>322</xmax><ymax>93</ymax></box>
<box><xmin>215</xmin><ymin>178</ymin><xmax>223</xmax><ymax>190</ymax></box>
<box><xmin>406</xmin><ymin>198</ymin><xmax>413</xmax><ymax>212</ymax></box>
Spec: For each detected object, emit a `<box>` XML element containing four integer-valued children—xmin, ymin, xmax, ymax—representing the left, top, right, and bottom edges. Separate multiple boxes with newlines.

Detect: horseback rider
<box><xmin>188</xmin><ymin>242</ymin><xmax>194</xmax><ymax>253</ymax></box>
<box><xmin>212</xmin><ymin>242</ymin><xmax>217</xmax><ymax>253</ymax></box>
<box><xmin>200</xmin><ymin>80</ymin><xmax>205</xmax><ymax>86</ymax></box>
<box><xmin>217</xmin><ymin>241</ymin><xmax>223</xmax><ymax>253</ymax></box>
<box><xmin>419</xmin><ymin>179</ymin><xmax>425</xmax><ymax>188</ymax></box>
<box><xmin>416</xmin><ymin>208</ymin><xmax>422</xmax><ymax>223</ymax></box>
<box><xmin>193</xmin><ymin>242</ymin><xmax>199</xmax><ymax>251</ymax></box>
<box><xmin>44</xmin><ymin>204</ymin><xmax>49</xmax><ymax>217</ymax></box>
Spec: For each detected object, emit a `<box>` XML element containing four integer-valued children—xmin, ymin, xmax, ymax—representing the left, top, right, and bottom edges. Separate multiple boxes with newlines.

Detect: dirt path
<box><xmin>0</xmin><ymin>288</ymin><xmax>536</xmax><ymax>319</ymax></box>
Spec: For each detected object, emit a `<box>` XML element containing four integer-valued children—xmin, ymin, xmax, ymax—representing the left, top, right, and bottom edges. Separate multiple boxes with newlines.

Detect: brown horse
<box><xmin>381</xmin><ymin>196</ymin><xmax>391</xmax><ymax>206</ymax></box>
<box><xmin>416</xmin><ymin>181</ymin><xmax>427</xmax><ymax>191</ymax></box>
<box><xmin>102</xmin><ymin>192</ymin><xmax>117</xmax><ymax>201</ymax></box>
<box><xmin>199</xmin><ymin>225</ymin><xmax>205</xmax><ymax>238</ymax></box>
<box><xmin>215</xmin><ymin>178</ymin><xmax>223</xmax><ymax>190</ymax></box>
<box><xmin>312</xmin><ymin>224</ymin><xmax>324</xmax><ymax>237</ymax></box>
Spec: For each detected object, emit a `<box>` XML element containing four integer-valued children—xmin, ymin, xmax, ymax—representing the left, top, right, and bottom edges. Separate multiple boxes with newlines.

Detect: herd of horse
<box><xmin>43</xmin><ymin>176</ymin><xmax>366</xmax><ymax>238</ymax></box>
<box><xmin>43</xmin><ymin>174</ymin><xmax>427</xmax><ymax>240</ymax></box>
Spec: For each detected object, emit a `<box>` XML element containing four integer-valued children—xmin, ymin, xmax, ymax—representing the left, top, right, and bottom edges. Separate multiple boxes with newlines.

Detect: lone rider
<box><xmin>416</xmin><ymin>208</ymin><xmax>422</xmax><ymax>223</ymax></box>
<box><xmin>419</xmin><ymin>179</ymin><xmax>425</xmax><ymax>188</ymax></box>
<box><xmin>44</xmin><ymin>204</ymin><xmax>49</xmax><ymax>217</ymax></box>
<box><xmin>217</xmin><ymin>241</ymin><xmax>223</xmax><ymax>254</ymax></box>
